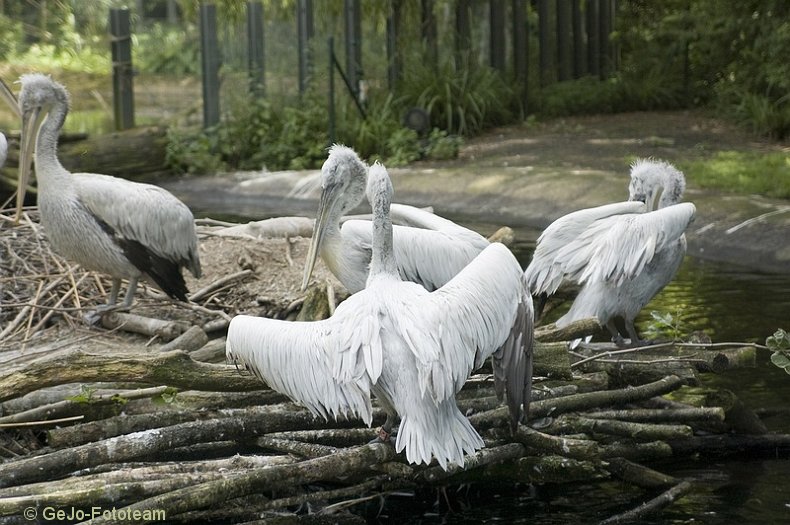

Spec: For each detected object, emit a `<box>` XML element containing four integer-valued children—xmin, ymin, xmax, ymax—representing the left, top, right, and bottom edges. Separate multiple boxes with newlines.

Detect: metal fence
<box><xmin>110</xmin><ymin>0</ymin><xmax>617</xmax><ymax>133</ymax></box>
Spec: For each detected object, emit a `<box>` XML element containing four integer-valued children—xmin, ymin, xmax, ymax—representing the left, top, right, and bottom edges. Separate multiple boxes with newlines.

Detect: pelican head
<box><xmin>11</xmin><ymin>74</ymin><xmax>70</xmax><ymax>221</ymax></box>
<box><xmin>301</xmin><ymin>144</ymin><xmax>368</xmax><ymax>290</ymax></box>
<box><xmin>628</xmin><ymin>158</ymin><xmax>685</xmax><ymax>211</ymax></box>
<box><xmin>366</xmin><ymin>161</ymin><xmax>393</xmax><ymax>213</ymax></box>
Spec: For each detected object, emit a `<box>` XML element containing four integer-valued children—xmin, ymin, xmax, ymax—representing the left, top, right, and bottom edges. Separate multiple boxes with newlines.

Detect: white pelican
<box><xmin>0</xmin><ymin>131</ymin><xmax>7</xmax><ymax>168</ymax></box>
<box><xmin>228</xmin><ymin>162</ymin><xmax>533</xmax><ymax>470</ymax></box>
<box><xmin>524</xmin><ymin>159</ymin><xmax>695</xmax><ymax>347</ymax></box>
<box><xmin>301</xmin><ymin>144</ymin><xmax>489</xmax><ymax>293</ymax></box>
<box><xmin>1</xmin><ymin>74</ymin><xmax>201</xmax><ymax>310</ymax></box>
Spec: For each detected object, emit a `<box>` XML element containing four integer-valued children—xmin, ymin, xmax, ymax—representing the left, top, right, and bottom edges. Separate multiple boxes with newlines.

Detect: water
<box><xmin>185</xmin><ymin>198</ymin><xmax>790</xmax><ymax>523</ymax></box>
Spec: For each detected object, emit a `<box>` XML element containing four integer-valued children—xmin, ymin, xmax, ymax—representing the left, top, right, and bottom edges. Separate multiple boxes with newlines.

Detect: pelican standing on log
<box><xmin>228</xmin><ymin>162</ymin><xmax>533</xmax><ymax>470</ymax></box>
<box><xmin>301</xmin><ymin>144</ymin><xmax>489</xmax><ymax>293</ymax></box>
<box><xmin>2</xmin><ymin>74</ymin><xmax>201</xmax><ymax>311</ymax></box>
<box><xmin>524</xmin><ymin>159</ymin><xmax>695</xmax><ymax>347</ymax></box>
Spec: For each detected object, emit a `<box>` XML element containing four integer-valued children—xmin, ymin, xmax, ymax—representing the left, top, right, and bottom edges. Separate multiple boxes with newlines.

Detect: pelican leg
<box><xmin>606</xmin><ymin>319</ymin><xmax>627</xmax><ymax>348</ymax></box>
<box><xmin>625</xmin><ymin>318</ymin><xmax>652</xmax><ymax>347</ymax></box>
<box><xmin>370</xmin><ymin>413</ymin><xmax>397</xmax><ymax>445</ymax></box>
<box><xmin>120</xmin><ymin>276</ymin><xmax>139</xmax><ymax>309</ymax></box>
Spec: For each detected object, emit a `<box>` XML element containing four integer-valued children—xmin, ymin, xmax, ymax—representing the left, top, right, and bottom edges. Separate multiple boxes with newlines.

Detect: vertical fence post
<box><xmin>109</xmin><ymin>8</ymin><xmax>135</xmax><ymax>131</ymax></box>
<box><xmin>557</xmin><ymin>0</ymin><xmax>571</xmax><ymax>81</ymax></box>
<box><xmin>386</xmin><ymin>0</ymin><xmax>401</xmax><ymax>91</ymax></box>
<box><xmin>247</xmin><ymin>1</ymin><xmax>265</xmax><ymax>96</ymax></box>
<box><xmin>586</xmin><ymin>0</ymin><xmax>600</xmax><ymax>78</ymax></box>
<box><xmin>512</xmin><ymin>0</ymin><xmax>528</xmax><ymax>115</ymax></box>
<box><xmin>455</xmin><ymin>0</ymin><xmax>471</xmax><ymax>70</ymax></box>
<box><xmin>571</xmin><ymin>0</ymin><xmax>584</xmax><ymax>78</ymax></box>
<box><xmin>200</xmin><ymin>3</ymin><xmax>220</xmax><ymax>128</ymax></box>
<box><xmin>599</xmin><ymin>0</ymin><xmax>612</xmax><ymax>78</ymax></box>
<box><xmin>297</xmin><ymin>0</ymin><xmax>314</xmax><ymax>94</ymax></box>
<box><xmin>328</xmin><ymin>37</ymin><xmax>336</xmax><ymax>146</ymax></box>
<box><xmin>537</xmin><ymin>0</ymin><xmax>550</xmax><ymax>86</ymax></box>
<box><xmin>344</xmin><ymin>0</ymin><xmax>361</xmax><ymax>98</ymax></box>
<box><xmin>489</xmin><ymin>0</ymin><xmax>506</xmax><ymax>72</ymax></box>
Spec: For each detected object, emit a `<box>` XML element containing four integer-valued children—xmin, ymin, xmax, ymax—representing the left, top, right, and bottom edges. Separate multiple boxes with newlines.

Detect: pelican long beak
<box><xmin>301</xmin><ymin>183</ymin><xmax>340</xmax><ymax>291</ymax></box>
<box><xmin>17</xmin><ymin>104</ymin><xmax>49</xmax><ymax>222</ymax></box>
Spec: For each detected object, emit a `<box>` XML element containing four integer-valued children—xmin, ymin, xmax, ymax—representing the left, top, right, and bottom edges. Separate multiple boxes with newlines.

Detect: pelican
<box><xmin>0</xmin><ymin>131</ymin><xmax>7</xmax><ymax>168</ymax></box>
<box><xmin>524</xmin><ymin>159</ymin><xmax>695</xmax><ymax>347</ymax></box>
<box><xmin>1</xmin><ymin>74</ymin><xmax>201</xmax><ymax>310</ymax></box>
<box><xmin>301</xmin><ymin>144</ymin><xmax>489</xmax><ymax>293</ymax></box>
<box><xmin>228</xmin><ymin>162</ymin><xmax>533</xmax><ymax>470</ymax></box>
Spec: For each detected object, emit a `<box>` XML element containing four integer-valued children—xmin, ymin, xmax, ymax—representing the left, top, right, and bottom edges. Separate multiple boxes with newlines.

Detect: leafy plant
<box><xmin>644</xmin><ymin>309</ymin><xmax>686</xmax><ymax>341</ymax></box>
<box><xmin>134</xmin><ymin>22</ymin><xmax>200</xmax><ymax>76</ymax></box>
<box><xmin>767</xmin><ymin>329</ymin><xmax>790</xmax><ymax>375</ymax></box>
<box><xmin>152</xmin><ymin>387</ymin><xmax>180</xmax><ymax>405</ymax></box>
<box><xmin>424</xmin><ymin>128</ymin><xmax>463</xmax><ymax>161</ymax></box>
<box><xmin>67</xmin><ymin>385</ymin><xmax>97</xmax><ymax>404</ymax></box>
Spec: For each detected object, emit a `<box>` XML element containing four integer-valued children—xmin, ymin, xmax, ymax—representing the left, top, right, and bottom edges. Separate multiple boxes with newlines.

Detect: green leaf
<box><xmin>770</xmin><ymin>352</ymin><xmax>790</xmax><ymax>369</ymax></box>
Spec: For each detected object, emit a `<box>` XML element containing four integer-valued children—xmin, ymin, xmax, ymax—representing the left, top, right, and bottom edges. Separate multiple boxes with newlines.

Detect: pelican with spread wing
<box><xmin>1</xmin><ymin>74</ymin><xmax>201</xmax><ymax>311</ymax></box>
<box><xmin>524</xmin><ymin>159</ymin><xmax>695</xmax><ymax>347</ymax></box>
<box><xmin>301</xmin><ymin>144</ymin><xmax>489</xmax><ymax>293</ymax></box>
<box><xmin>228</xmin><ymin>162</ymin><xmax>533</xmax><ymax>470</ymax></box>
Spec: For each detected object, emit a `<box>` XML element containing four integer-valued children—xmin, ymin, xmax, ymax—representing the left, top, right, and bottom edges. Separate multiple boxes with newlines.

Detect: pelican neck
<box><xmin>34</xmin><ymin>103</ymin><xmax>68</xmax><ymax>181</ymax></box>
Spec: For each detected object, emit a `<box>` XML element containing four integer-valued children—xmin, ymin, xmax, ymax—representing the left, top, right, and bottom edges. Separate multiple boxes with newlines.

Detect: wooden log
<box><xmin>159</xmin><ymin>326</ymin><xmax>208</xmax><ymax>353</ymax></box>
<box><xmin>667</xmin><ymin>387</ymin><xmax>768</xmax><ymax>434</ymax></box>
<box><xmin>484</xmin><ymin>454</ymin><xmax>609</xmax><ymax>484</ymax></box>
<box><xmin>513</xmin><ymin>426</ymin><xmax>600</xmax><ymax>459</ymax></box>
<box><xmin>0</xmin><ymin>349</ymin><xmax>265</xmax><ymax>403</ymax></box>
<box><xmin>47</xmin><ymin>411</ymin><xmax>206</xmax><ymax>448</ymax></box>
<box><xmin>549</xmin><ymin>415</ymin><xmax>693</xmax><ymax>441</ymax></box>
<box><xmin>80</xmin><ymin>443</ymin><xmax>396</xmax><ymax>525</ymax></box>
<box><xmin>469</xmin><ymin>375</ymin><xmax>686</xmax><ymax>430</ymax></box>
<box><xmin>666</xmin><ymin>434</ymin><xmax>790</xmax><ymax>459</ymax></box>
<box><xmin>59</xmin><ymin>126</ymin><xmax>171</xmax><ymax>181</ymax></box>
<box><xmin>585</xmin><ymin>407</ymin><xmax>725</xmax><ymax>424</ymax></box>
<box><xmin>535</xmin><ymin>317</ymin><xmax>599</xmax><ymax>343</ymax></box>
<box><xmin>0</xmin><ymin>404</ymin><xmax>373</xmax><ymax>488</ymax></box>
<box><xmin>603</xmin><ymin>457</ymin><xmax>678</xmax><ymax>488</ymax></box>
<box><xmin>598</xmin><ymin>480</ymin><xmax>693</xmax><ymax>525</ymax></box>
<box><xmin>101</xmin><ymin>312</ymin><xmax>188</xmax><ymax>341</ymax></box>
<box><xmin>189</xmin><ymin>338</ymin><xmax>227</xmax><ymax>362</ymax></box>
<box><xmin>421</xmin><ymin>443</ymin><xmax>526</xmax><ymax>482</ymax></box>
<box><xmin>534</xmin><ymin>342</ymin><xmax>572</xmax><ymax>379</ymax></box>
<box><xmin>0</xmin><ymin>386</ymin><xmax>170</xmax><ymax>425</ymax></box>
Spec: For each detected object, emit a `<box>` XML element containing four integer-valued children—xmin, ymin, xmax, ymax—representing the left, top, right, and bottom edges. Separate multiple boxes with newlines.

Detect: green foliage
<box><xmin>67</xmin><ymin>385</ymin><xmax>97</xmax><ymax>404</ymax></box>
<box><xmin>767</xmin><ymin>329</ymin><xmax>790</xmax><ymax>375</ymax></box>
<box><xmin>539</xmin><ymin>77</ymin><xmax>622</xmax><ymax>117</ymax></box>
<box><xmin>644</xmin><ymin>309</ymin><xmax>685</xmax><ymax>341</ymax></box>
<box><xmin>681</xmin><ymin>151</ymin><xmax>790</xmax><ymax>199</ymax></box>
<box><xmin>398</xmin><ymin>58</ymin><xmax>514</xmax><ymax>136</ymax></box>
<box><xmin>424</xmin><ymin>128</ymin><xmax>463</xmax><ymax>161</ymax></box>
<box><xmin>0</xmin><ymin>15</ymin><xmax>24</xmax><ymax>60</ymax></box>
<box><xmin>152</xmin><ymin>387</ymin><xmax>180</xmax><ymax>405</ymax></box>
<box><xmin>134</xmin><ymin>23</ymin><xmax>200</xmax><ymax>76</ymax></box>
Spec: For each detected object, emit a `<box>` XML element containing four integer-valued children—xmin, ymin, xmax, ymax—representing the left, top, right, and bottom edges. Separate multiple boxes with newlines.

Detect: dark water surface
<box><xmin>188</xmin><ymin>199</ymin><xmax>790</xmax><ymax>524</ymax></box>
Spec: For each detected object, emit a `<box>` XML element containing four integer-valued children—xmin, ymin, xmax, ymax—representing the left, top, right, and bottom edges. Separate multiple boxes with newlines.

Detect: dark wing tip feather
<box><xmin>493</xmin><ymin>281</ymin><xmax>534</xmax><ymax>434</ymax></box>
<box><xmin>91</xmin><ymin>211</ymin><xmax>190</xmax><ymax>301</ymax></box>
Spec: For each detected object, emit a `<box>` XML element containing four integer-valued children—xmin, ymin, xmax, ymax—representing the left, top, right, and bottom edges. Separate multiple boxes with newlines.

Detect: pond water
<box><xmin>187</xmin><ymin>197</ymin><xmax>790</xmax><ymax>523</ymax></box>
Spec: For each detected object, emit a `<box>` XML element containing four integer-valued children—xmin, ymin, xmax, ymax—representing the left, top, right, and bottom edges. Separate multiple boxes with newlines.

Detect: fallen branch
<box><xmin>79</xmin><ymin>443</ymin><xmax>396</xmax><ymax>525</ymax></box>
<box><xmin>598</xmin><ymin>480</ymin><xmax>693</xmax><ymax>525</ymax></box>
<box><xmin>0</xmin><ymin>349</ymin><xmax>264</xmax><ymax>403</ymax></box>
<box><xmin>101</xmin><ymin>312</ymin><xmax>188</xmax><ymax>341</ymax></box>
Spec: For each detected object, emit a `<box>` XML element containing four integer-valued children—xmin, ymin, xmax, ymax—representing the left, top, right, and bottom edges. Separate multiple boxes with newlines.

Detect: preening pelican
<box><xmin>2</xmin><ymin>74</ymin><xmax>201</xmax><ymax>310</ymax></box>
<box><xmin>524</xmin><ymin>159</ymin><xmax>695</xmax><ymax>347</ymax></box>
<box><xmin>228</xmin><ymin>162</ymin><xmax>533</xmax><ymax>470</ymax></box>
<box><xmin>301</xmin><ymin>144</ymin><xmax>489</xmax><ymax>293</ymax></box>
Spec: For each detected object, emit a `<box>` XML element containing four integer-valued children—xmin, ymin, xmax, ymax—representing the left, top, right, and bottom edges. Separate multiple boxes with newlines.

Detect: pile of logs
<box><xmin>1</xmin><ymin>212</ymin><xmax>788</xmax><ymax>524</ymax></box>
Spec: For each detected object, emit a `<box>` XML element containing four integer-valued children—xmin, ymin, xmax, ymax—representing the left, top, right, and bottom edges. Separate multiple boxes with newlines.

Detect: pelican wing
<box><xmin>75</xmin><ymin>173</ymin><xmax>201</xmax><ymax>276</ymax></box>
<box><xmin>525</xmin><ymin>201</ymin><xmax>646</xmax><ymax>295</ymax></box>
<box><xmin>397</xmin><ymin>243</ymin><xmax>532</xmax><ymax>420</ymax></box>
<box><xmin>389</xmin><ymin>204</ymin><xmax>489</xmax><ymax>248</ymax></box>
<box><xmin>341</xmin><ymin>220</ymin><xmax>488</xmax><ymax>292</ymax></box>
<box><xmin>226</xmin><ymin>296</ymin><xmax>386</xmax><ymax>425</ymax></box>
<box><xmin>558</xmin><ymin>202</ymin><xmax>696</xmax><ymax>286</ymax></box>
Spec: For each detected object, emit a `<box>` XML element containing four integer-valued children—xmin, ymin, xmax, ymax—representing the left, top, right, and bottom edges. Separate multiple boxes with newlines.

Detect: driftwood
<box><xmin>0</xmin><ymin>209</ymin><xmax>781</xmax><ymax>523</ymax></box>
